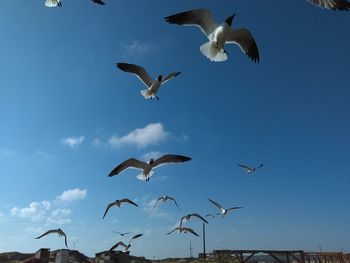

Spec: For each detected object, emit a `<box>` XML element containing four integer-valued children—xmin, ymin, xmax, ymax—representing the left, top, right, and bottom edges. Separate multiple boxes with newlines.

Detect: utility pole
<box><xmin>203</xmin><ymin>222</ymin><xmax>206</xmax><ymax>262</ymax></box>
<box><xmin>190</xmin><ymin>240</ymin><xmax>192</xmax><ymax>258</ymax></box>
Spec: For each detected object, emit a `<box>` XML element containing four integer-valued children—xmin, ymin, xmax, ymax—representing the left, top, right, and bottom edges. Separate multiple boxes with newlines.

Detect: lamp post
<box><xmin>203</xmin><ymin>222</ymin><xmax>206</xmax><ymax>262</ymax></box>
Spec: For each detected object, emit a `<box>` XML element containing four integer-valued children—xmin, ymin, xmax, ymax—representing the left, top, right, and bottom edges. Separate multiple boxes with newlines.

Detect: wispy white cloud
<box><xmin>108</xmin><ymin>123</ymin><xmax>169</xmax><ymax>149</ymax></box>
<box><xmin>11</xmin><ymin>201</ymin><xmax>51</xmax><ymax>222</ymax></box>
<box><xmin>47</xmin><ymin>208</ymin><xmax>72</xmax><ymax>225</ymax></box>
<box><xmin>56</xmin><ymin>188</ymin><xmax>87</xmax><ymax>203</ymax></box>
<box><xmin>121</xmin><ymin>40</ymin><xmax>156</xmax><ymax>57</ymax></box>
<box><xmin>0</xmin><ymin>148</ymin><xmax>16</xmax><ymax>157</ymax></box>
<box><xmin>61</xmin><ymin>136</ymin><xmax>85</xmax><ymax>148</ymax></box>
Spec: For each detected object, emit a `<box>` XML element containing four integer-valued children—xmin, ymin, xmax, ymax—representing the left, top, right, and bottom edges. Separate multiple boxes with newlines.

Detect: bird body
<box><xmin>208</xmin><ymin>199</ymin><xmax>242</xmax><ymax>217</ymax></box>
<box><xmin>35</xmin><ymin>228</ymin><xmax>68</xmax><ymax>248</ymax></box>
<box><xmin>45</xmin><ymin>0</ymin><xmax>62</xmax><ymax>7</ymax></box>
<box><xmin>108</xmin><ymin>154</ymin><xmax>191</xmax><ymax>182</ymax></box>
<box><xmin>103</xmin><ymin>198</ymin><xmax>138</xmax><ymax>219</ymax></box>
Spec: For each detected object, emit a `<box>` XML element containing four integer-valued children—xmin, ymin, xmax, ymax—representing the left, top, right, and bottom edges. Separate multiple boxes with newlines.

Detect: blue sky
<box><xmin>0</xmin><ymin>0</ymin><xmax>349</xmax><ymax>259</ymax></box>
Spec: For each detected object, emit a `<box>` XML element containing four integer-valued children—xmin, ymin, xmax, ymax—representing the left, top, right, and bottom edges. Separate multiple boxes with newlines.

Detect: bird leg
<box><xmin>156</xmin><ymin>96</ymin><xmax>160</xmax><ymax>100</ymax></box>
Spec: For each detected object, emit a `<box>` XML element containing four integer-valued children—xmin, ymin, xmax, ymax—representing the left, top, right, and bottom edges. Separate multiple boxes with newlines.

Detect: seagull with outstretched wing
<box><xmin>117</xmin><ymin>63</ymin><xmax>181</xmax><ymax>100</ymax></box>
<box><xmin>153</xmin><ymin>195</ymin><xmax>180</xmax><ymax>211</ymax></box>
<box><xmin>45</xmin><ymin>0</ymin><xmax>62</xmax><ymax>7</ymax></box>
<box><xmin>35</xmin><ymin>228</ymin><xmax>68</xmax><ymax>248</ymax></box>
<box><xmin>308</xmin><ymin>0</ymin><xmax>350</xmax><ymax>10</ymax></box>
<box><xmin>108</xmin><ymin>154</ymin><xmax>191</xmax><ymax>182</ymax></box>
<box><xmin>167</xmin><ymin>226</ymin><xmax>199</xmax><ymax>237</ymax></box>
<box><xmin>112</xmin><ymin>231</ymin><xmax>131</xmax><ymax>236</ymax></box>
<box><xmin>180</xmin><ymin>213</ymin><xmax>208</xmax><ymax>228</ymax></box>
<box><xmin>238</xmin><ymin>163</ymin><xmax>263</xmax><ymax>174</ymax></box>
<box><xmin>208</xmin><ymin>199</ymin><xmax>243</xmax><ymax>217</ymax></box>
<box><xmin>109</xmin><ymin>233</ymin><xmax>143</xmax><ymax>252</ymax></box>
<box><xmin>165</xmin><ymin>8</ymin><xmax>259</xmax><ymax>63</ymax></box>
<box><xmin>103</xmin><ymin>198</ymin><xmax>138</xmax><ymax>219</ymax></box>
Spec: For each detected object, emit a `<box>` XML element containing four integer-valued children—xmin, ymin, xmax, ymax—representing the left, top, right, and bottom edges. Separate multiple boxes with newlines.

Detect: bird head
<box><xmin>149</xmin><ymin>158</ymin><xmax>154</xmax><ymax>164</ymax></box>
<box><xmin>225</xmin><ymin>14</ymin><xmax>236</xmax><ymax>26</ymax></box>
<box><xmin>157</xmin><ymin>75</ymin><xmax>163</xmax><ymax>81</ymax></box>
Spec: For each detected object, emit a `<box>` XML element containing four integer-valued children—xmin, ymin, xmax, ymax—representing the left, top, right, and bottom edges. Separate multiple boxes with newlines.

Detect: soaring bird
<box><xmin>205</xmin><ymin>214</ymin><xmax>216</xmax><ymax>218</ymax></box>
<box><xmin>116</xmin><ymin>63</ymin><xmax>181</xmax><ymax>100</ymax></box>
<box><xmin>165</xmin><ymin>9</ymin><xmax>259</xmax><ymax>63</ymax></box>
<box><xmin>103</xmin><ymin>198</ymin><xmax>138</xmax><ymax>219</ymax></box>
<box><xmin>208</xmin><ymin>199</ymin><xmax>243</xmax><ymax>217</ymax></box>
<box><xmin>112</xmin><ymin>231</ymin><xmax>131</xmax><ymax>237</ymax></box>
<box><xmin>180</xmin><ymin>213</ymin><xmax>208</xmax><ymax>228</ymax></box>
<box><xmin>308</xmin><ymin>0</ymin><xmax>350</xmax><ymax>10</ymax></box>
<box><xmin>153</xmin><ymin>195</ymin><xmax>180</xmax><ymax>211</ymax></box>
<box><xmin>35</xmin><ymin>228</ymin><xmax>68</xmax><ymax>248</ymax></box>
<box><xmin>91</xmin><ymin>0</ymin><xmax>105</xmax><ymax>5</ymax></box>
<box><xmin>45</xmin><ymin>0</ymin><xmax>62</xmax><ymax>7</ymax></box>
<box><xmin>108</xmin><ymin>154</ymin><xmax>191</xmax><ymax>182</ymax></box>
<box><xmin>238</xmin><ymin>163</ymin><xmax>263</xmax><ymax>174</ymax></box>
<box><xmin>167</xmin><ymin>226</ymin><xmax>199</xmax><ymax>237</ymax></box>
<box><xmin>109</xmin><ymin>234</ymin><xmax>143</xmax><ymax>252</ymax></box>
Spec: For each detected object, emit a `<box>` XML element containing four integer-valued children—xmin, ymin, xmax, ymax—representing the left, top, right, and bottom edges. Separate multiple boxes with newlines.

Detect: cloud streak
<box><xmin>121</xmin><ymin>40</ymin><xmax>156</xmax><ymax>57</ymax></box>
<box><xmin>61</xmin><ymin>136</ymin><xmax>85</xmax><ymax>148</ymax></box>
<box><xmin>56</xmin><ymin>188</ymin><xmax>87</xmax><ymax>203</ymax></box>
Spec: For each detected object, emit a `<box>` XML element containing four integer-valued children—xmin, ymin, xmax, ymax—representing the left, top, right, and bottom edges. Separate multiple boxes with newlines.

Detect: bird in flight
<box><xmin>238</xmin><ymin>163</ymin><xmax>263</xmax><ymax>174</ymax></box>
<box><xmin>165</xmin><ymin>8</ymin><xmax>259</xmax><ymax>63</ymax></box>
<box><xmin>109</xmin><ymin>234</ymin><xmax>143</xmax><ymax>252</ymax></box>
<box><xmin>116</xmin><ymin>63</ymin><xmax>181</xmax><ymax>100</ymax></box>
<box><xmin>180</xmin><ymin>213</ymin><xmax>208</xmax><ymax>228</ymax></box>
<box><xmin>205</xmin><ymin>214</ymin><xmax>216</xmax><ymax>218</ymax></box>
<box><xmin>308</xmin><ymin>0</ymin><xmax>350</xmax><ymax>10</ymax></box>
<box><xmin>34</xmin><ymin>228</ymin><xmax>68</xmax><ymax>248</ymax></box>
<box><xmin>91</xmin><ymin>0</ymin><xmax>105</xmax><ymax>4</ymax></box>
<box><xmin>108</xmin><ymin>154</ymin><xmax>191</xmax><ymax>182</ymax></box>
<box><xmin>153</xmin><ymin>195</ymin><xmax>180</xmax><ymax>211</ymax></box>
<box><xmin>112</xmin><ymin>231</ymin><xmax>132</xmax><ymax>237</ymax></box>
<box><xmin>103</xmin><ymin>198</ymin><xmax>138</xmax><ymax>219</ymax></box>
<box><xmin>45</xmin><ymin>0</ymin><xmax>62</xmax><ymax>7</ymax></box>
<box><xmin>167</xmin><ymin>226</ymin><xmax>199</xmax><ymax>237</ymax></box>
<box><xmin>208</xmin><ymin>199</ymin><xmax>243</xmax><ymax>217</ymax></box>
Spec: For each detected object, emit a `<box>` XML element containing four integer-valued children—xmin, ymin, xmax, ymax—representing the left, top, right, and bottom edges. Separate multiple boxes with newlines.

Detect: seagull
<box><xmin>103</xmin><ymin>198</ymin><xmax>138</xmax><ymax>219</ymax></box>
<box><xmin>308</xmin><ymin>0</ymin><xmax>350</xmax><ymax>10</ymax></box>
<box><xmin>238</xmin><ymin>163</ymin><xmax>263</xmax><ymax>174</ymax></box>
<box><xmin>91</xmin><ymin>0</ymin><xmax>105</xmax><ymax>5</ymax></box>
<box><xmin>111</xmin><ymin>231</ymin><xmax>131</xmax><ymax>237</ymax></box>
<box><xmin>153</xmin><ymin>195</ymin><xmax>180</xmax><ymax>211</ymax></box>
<box><xmin>205</xmin><ymin>214</ymin><xmax>217</xmax><ymax>218</ymax></box>
<box><xmin>116</xmin><ymin>63</ymin><xmax>181</xmax><ymax>100</ymax></box>
<box><xmin>208</xmin><ymin>199</ymin><xmax>243</xmax><ymax>217</ymax></box>
<box><xmin>109</xmin><ymin>234</ymin><xmax>143</xmax><ymax>252</ymax></box>
<box><xmin>45</xmin><ymin>0</ymin><xmax>62</xmax><ymax>7</ymax></box>
<box><xmin>167</xmin><ymin>226</ymin><xmax>199</xmax><ymax>237</ymax></box>
<box><xmin>180</xmin><ymin>213</ymin><xmax>208</xmax><ymax>228</ymax></box>
<box><xmin>108</xmin><ymin>154</ymin><xmax>191</xmax><ymax>182</ymax></box>
<box><xmin>165</xmin><ymin>8</ymin><xmax>259</xmax><ymax>63</ymax></box>
<box><xmin>35</xmin><ymin>228</ymin><xmax>68</xmax><ymax>248</ymax></box>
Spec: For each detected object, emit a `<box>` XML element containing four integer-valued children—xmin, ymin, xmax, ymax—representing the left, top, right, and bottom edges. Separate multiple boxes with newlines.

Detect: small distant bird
<box><xmin>35</xmin><ymin>228</ymin><xmax>68</xmax><ymax>248</ymax></box>
<box><xmin>45</xmin><ymin>0</ymin><xmax>62</xmax><ymax>7</ymax></box>
<box><xmin>180</xmin><ymin>213</ymin><xmax>208</xmax><ymax>228</ymax></box>
<box><xmin>108</xmin><ymin>154</ymin><xmax>191</xmax><ymax>182</ymax></box>
<box><xmin>153</xmin><ymin>195</ymin><xmax>180</xmax><ymax>211</ymax></box>
<box><xmin>116</xmin><ymin>63</ymin><xmax>181</xmax><ymax>100</ymax></box>
<box><xmin>205</xmin><ymin>214</ymin><xmax>216</xmax><ymax>218</ymax></box>
<box><xmin>91</xmin><ymin>0</ymin><xmax>105</xmax><ymax>5</ymax></box>
<box><xmin>238</xmin><ymin>163</ymin><xmax>263</xmax><ymax>174</ymax></box>
<box><xmin>109</xmin><ymin>234</ymin><xmax>143</xmax><ymax>252</ymax></box>
<box><xmin>165</xmin><ymin>9</ymin><xmax>259</xmax><ymax>63</ymax></box>
<box><xmin>167</xmin><ymin>226</ymin><xmax>199</xmax><ymax>237</ymax></box>
<box><xmin>308</xmin><ymin>0</ymin><xmax>350</xmax><ymax>10</ymax></box>
<box><xmin>112</xmin><ymin>231</ymin><xmax>131</xmax><ymax>237</ymax></box>
<box><xmin>208</xmin><ymin>199</ymin><xmax>243</xmax><ymax>217</ymax></box>
<box><xmin>103</xmin><ymin>198</ymin><xmax>138</xmax><ymax>219</ymax></box>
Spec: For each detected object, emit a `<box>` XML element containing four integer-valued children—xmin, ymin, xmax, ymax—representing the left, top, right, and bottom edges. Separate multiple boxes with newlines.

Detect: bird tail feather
<box><xmin>45</xmin><ymin>0</ymin><xmax>59</xmax><ymax>7</ymax></box>
<box><xmin>140</xmin><ymin>89</ymin><xmax>152</xmax><ymax>99</ymax></box>
<box><xmin>200</xmin><ymin>41</ymin><xmax>227</xmax><ymax>62</ymax></box>
<box><xmin>136</xmin><ymin>171</ymin><xmax>154</xmax><ymax>181</ymax></box>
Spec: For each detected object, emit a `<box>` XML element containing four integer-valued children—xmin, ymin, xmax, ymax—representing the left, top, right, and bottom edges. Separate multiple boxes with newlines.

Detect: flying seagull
<box><xmin>238</xmin><ymin>163</ymin><xmax>263</xmax><ymax>174</ymax></box>
<box><xmin>103</xmin><ymin>198</ymin><xmax>138</xmax><ymax>219</ymax></box>
<box><xmin>180</xmin><ymin>213</ymin><xmax>208</xmax><ymax>228</ymax></box>
<box><xmin>167</xmin><ymin>226</ymin><xmax>199</xmax><ymax>237</ymax></box>
<box><xmin>116</xmin><ymin>63</ymin><xmax>181</xmax><ymax>100</ymax></box>
<box><xmin>91</xmin><ymin>0</ymin><xmax>105</xmax><ymax>4</ymax></box>
<box><xmin>108</xmin><ymin>154</ymin><xmax>191</xmax><ymax>182</ymax></box>
<box><xmin>112</xmin><ymin>231</ymin><xmax>131</xmax><ymax>236</ymax></box>
<box><xmin>45</xmin><ymin>0</ymin><xmax>62</xmax><ymax>7</ymax></box>
<box><xmin>308</xmin><ymin>0</ymin><xmax>350</xmax><ymax>10</ymax></box>
<box><xmin>109</xmin><ymin>234</ymin><xmax>143</xmax><ymax>252</ymax></box>
<box><xmin>165</xmin><ymin>8</ymin><xmax>259</xmax><ymax>63</ymax></box>
<box><xmin>153</xmin><ymin>195</ymin><xmax>180</xmax><ymax>211</ymax></box>
<box><xmin>208</xmin><ymin>199</ymin><xmax>243</xmax><ymax>217</ymax></box>
<box><xmin>205</xmin><ymin>214</ymin><xmax>217</xmax><ymax>218</ymax></box>
<box><xmin>35</xmin><ymin>228</ymin><xmax>68</xmax><ymax>248</ymax></box>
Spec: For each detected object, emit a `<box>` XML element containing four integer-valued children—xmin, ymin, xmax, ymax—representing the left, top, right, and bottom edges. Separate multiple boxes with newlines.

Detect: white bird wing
<box><xmin>165</xmin><ymin>8</ymin><xmax>218</xmax><ymax>39</ymax></box>
<box><xmin>116</xmin><ymin>63</ymin><xmax>153</xmax><ymax>88</ymax></box>
<box><xmin>161</xmin><ymin>72</ymin><xmax>181</xmax><ymax>85</ymax></box>
<box><xmin>129</xmin><ymin>234</ymin><xmax>143</xmax><ymax>244</ymax></box>
<box><xmin>208</xmin><ymin>199</ymin><xmax>223</xmax><ymax>210</ymax></box>
<box><xmin>108</xmin><ymin>158</ymin><xmax>147</xmax><ymax>177</ymax></box>
<box><xmin>189</xmin><ymin>213</ymin><xmax>208</xmax><ymax>224</ymax></box>
<box><xmin>102</xmin><ymin>201</ymin><xmax>117</xmax><ymax>219</ymax></box>
<box><xmin>120</xmin><ymin>198</ymin><xmax>138</xmax><ymax>207</ymax></box>
<box><xmin>35</xmin><ymin>229</ymin><xmax>58</xmax><ymax>239</ymax></box>
<box><xmin>255</xmin><ymin>163</ymin><xmax>263</xmax><ymax>169</ymax></box>
<box><xmin>183</xmin><ymin>227</ymin><xmax>199</xmax><ymax>237</ymax></box>
<box><xmin>308</xmin><ymin>0</ymin><xmax>350</xmax><ymax>10</ymax></box>
<box><xmin>226</xmin><ymin>28</ymin><xmax>260</xmax><ymax>63</ymax></box>
<box><xmin>109</xmin><ymin>241</ymin><xmax>128</xmax><ymax>251</ymax></box>
<box><xmin>238</xmin><ymin>164</ymin><xmax>252</xmax><ymax>170</ymax></box>
<box><xmin>152</xmin><ymin>197</ymin><xmax>164</xmax><ymax>210</ymax></box>
<box><xmin>226</xmin><ymin>206</ymin><xmax>243</xmax><ymax>212</ymax></box>
<box><xmin>91</xmin><ymin>0</ymin><xmax>105</xmax><ymax>5</ymax></box>
<box><xmin>167</xmin><ymin>227</ymin><xmax>180</xmax><ymax>235</ymax></box>
<box><xmin>167</xmin><ymin>196</ymin><xmax>180</xmax><ymax>210</ymax></box>
<box><xmin>152</xmin><ymin>154</ymin><xmax>191</xmax><ymax>169</ymax></box>
<box><xmin>45</xmin><ymin>0</ymin><xmax>61</xmax><ymax>7</ymax></box>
